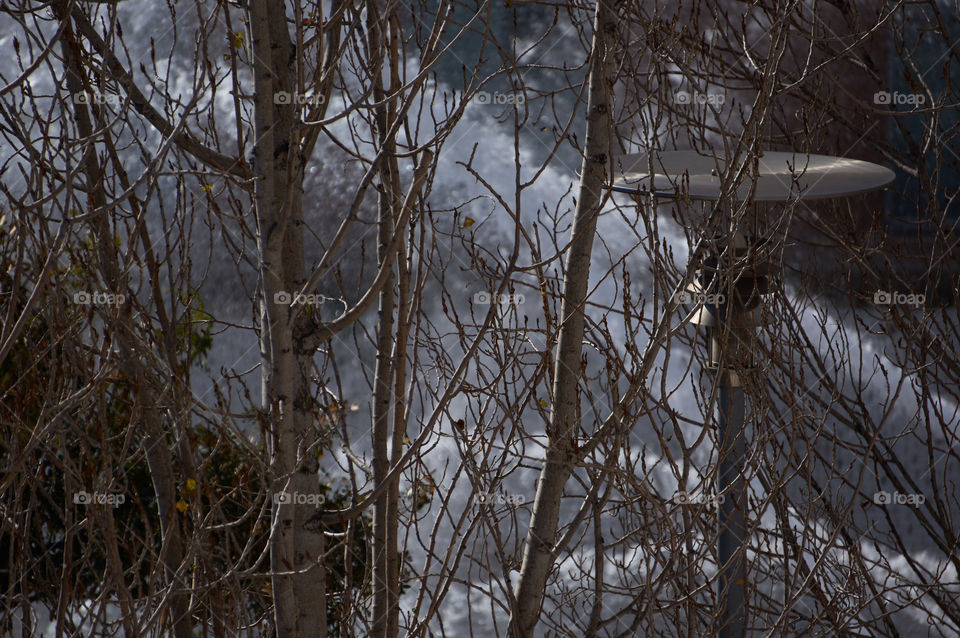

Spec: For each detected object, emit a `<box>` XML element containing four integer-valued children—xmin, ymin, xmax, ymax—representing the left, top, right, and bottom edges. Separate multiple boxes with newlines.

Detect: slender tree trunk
<box><xmin>387</xmin><ymin>248</ymin><xmax>409</xmax><ymax>638</ymax></box>
<box><xmin>370</xmin><ymin>219</ymin><xmax>396</xmax><ymax>638</ymax></box>
<box><xmin>249</xmin><ymin>0</ymin><xmax>327</xmax><ymax>634</ymax></box>
<box><xmin>510</xmin><ymin>1</ymin><xmax>614</xmax><ymax>635</ymax></box>
<box><xmin>369</xmin><ymin>4</ymin><xmax>403</xmax><ymax>636</ymax></box>
<box><xmin>58</xmin><ymin>11</ymin><xmax>194</xmax><ymax>638</ymax></box>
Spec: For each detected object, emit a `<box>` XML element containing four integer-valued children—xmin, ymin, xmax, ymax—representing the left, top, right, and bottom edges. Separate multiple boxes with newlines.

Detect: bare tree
<box><xmin>510</xmin><ymin>0</ymin><xmax>616</xmax><ymax>633</ymax></box>
<box><xmin>2</xmin><ymin>0</ymin><xmax>958</xmax><ymax>636</ymax></box>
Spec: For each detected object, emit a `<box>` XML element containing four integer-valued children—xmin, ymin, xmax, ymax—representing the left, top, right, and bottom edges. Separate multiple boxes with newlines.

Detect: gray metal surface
<box><xmin>612</xmin><ymin>150</ymin><xmax>895</xmax><ymax>201</ymax></box>
<box><xmin>718</xmin><ymin>383</ymin><xmax>747</xmax><ymax>638</ymax></box>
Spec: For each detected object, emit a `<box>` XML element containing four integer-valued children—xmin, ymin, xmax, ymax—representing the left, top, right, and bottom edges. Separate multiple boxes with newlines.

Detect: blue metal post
<box><xmin>717</xmin><ymin>376</ymin><xmax>746</xmax><ymax>638</ymax></box>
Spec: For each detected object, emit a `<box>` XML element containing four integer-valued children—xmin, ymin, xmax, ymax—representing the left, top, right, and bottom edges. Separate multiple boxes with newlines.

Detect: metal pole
<box><xmin>703</xmin><ymin>228</ymin><xmax>753</xmax><ymax>638</ymax></box>
<box><xmin>717</xmin><ymin>371</ymin><xmax>746</xmax><ymax>638</ymax></box>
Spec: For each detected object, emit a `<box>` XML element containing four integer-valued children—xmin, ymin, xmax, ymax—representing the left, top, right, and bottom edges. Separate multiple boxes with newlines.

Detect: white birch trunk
<box><xmin>249</xmin><ymin>0</ymin><xmax>327</xmax><ymax>634</ymax></box>
<box><xmin>510</xmin><ymin>1</ymin><xmax>614</xmax><ymax>634</ymax></box>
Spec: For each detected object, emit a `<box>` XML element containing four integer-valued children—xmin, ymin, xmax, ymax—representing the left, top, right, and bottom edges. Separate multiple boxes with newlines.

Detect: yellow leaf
<box><xmin>403</xmin><ymin>436</ymin><xmax>410</xmax><ymax>444</ymax></box>
<box><xmin>232</xmin><ymin>32</ymin><xmax>244</xmax><ymax>49</ymax></box>
<box><xmin>463</xmin><ymin>217</ymin><xmax>475</xmax><ymax>228</ymax></box>
<box><xmin>538</xmin><ymin>399</ymin><xmax>548</xmax><ymax>407</ymax></box>
<box><xmin>176</xmin><ymin>499</ymin><xmax>189</xmax><ymax>512</ymax></box>
<box><xmin>201</xmin><ymin>184</ymin><xmax>212</xmax><ymax>192</ymax></box>
<box><xmin>186</xmin><ymin>478</ymin><xmax>197</xmax><ymax>491</ymax></box>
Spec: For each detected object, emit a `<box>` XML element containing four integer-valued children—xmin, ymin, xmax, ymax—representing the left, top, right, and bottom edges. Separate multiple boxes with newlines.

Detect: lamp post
<box><xmin>611</xmin><ymin>149</ymin><xmax>894</xmax><ymax>638</ymax></box>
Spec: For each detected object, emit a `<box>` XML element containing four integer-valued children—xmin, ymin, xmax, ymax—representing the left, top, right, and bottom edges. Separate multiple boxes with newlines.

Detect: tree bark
<box><xmin>510</xmin><ymin>1</ymin><xmax>615</xmax><ymax>635</ymax></box>
<box><xmin>368</xmin><ymin>3</ymin><xmax>403</xmax><ymax>636</ymax></box>
<box><xmin>58</xmin><ymin>10</ymin><xmax>194</xmax><ymax>638</ymax></box>
<box><xmin>248</xmin><ymin>0</ymin><xmax>327</xmax><ymax>634</ymax></box>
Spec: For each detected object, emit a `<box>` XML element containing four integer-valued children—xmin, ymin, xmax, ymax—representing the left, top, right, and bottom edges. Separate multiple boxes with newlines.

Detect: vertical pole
<box><xmin>706</xmin><ymin>226</ymin><xmax>751</xmax><ymax>638</ymax></box>
<box><xmin>717</xmin><ymin>373</ymin><xmax>747</xmax><ymax>638</ymax></box>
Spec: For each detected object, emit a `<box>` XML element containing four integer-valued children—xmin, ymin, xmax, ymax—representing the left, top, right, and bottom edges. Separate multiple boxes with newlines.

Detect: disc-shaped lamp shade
<box><xmin>612</xmin><ymin>150</ymin><xmax>896</xmax><ymax>202</ymax></box>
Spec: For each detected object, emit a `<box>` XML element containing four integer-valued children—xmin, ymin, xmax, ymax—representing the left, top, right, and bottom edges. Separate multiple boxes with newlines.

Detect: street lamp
<box><xmin>611</xmin><ymin>149</ymin><xmax>895</xmax><ymax>638</ymax></box>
